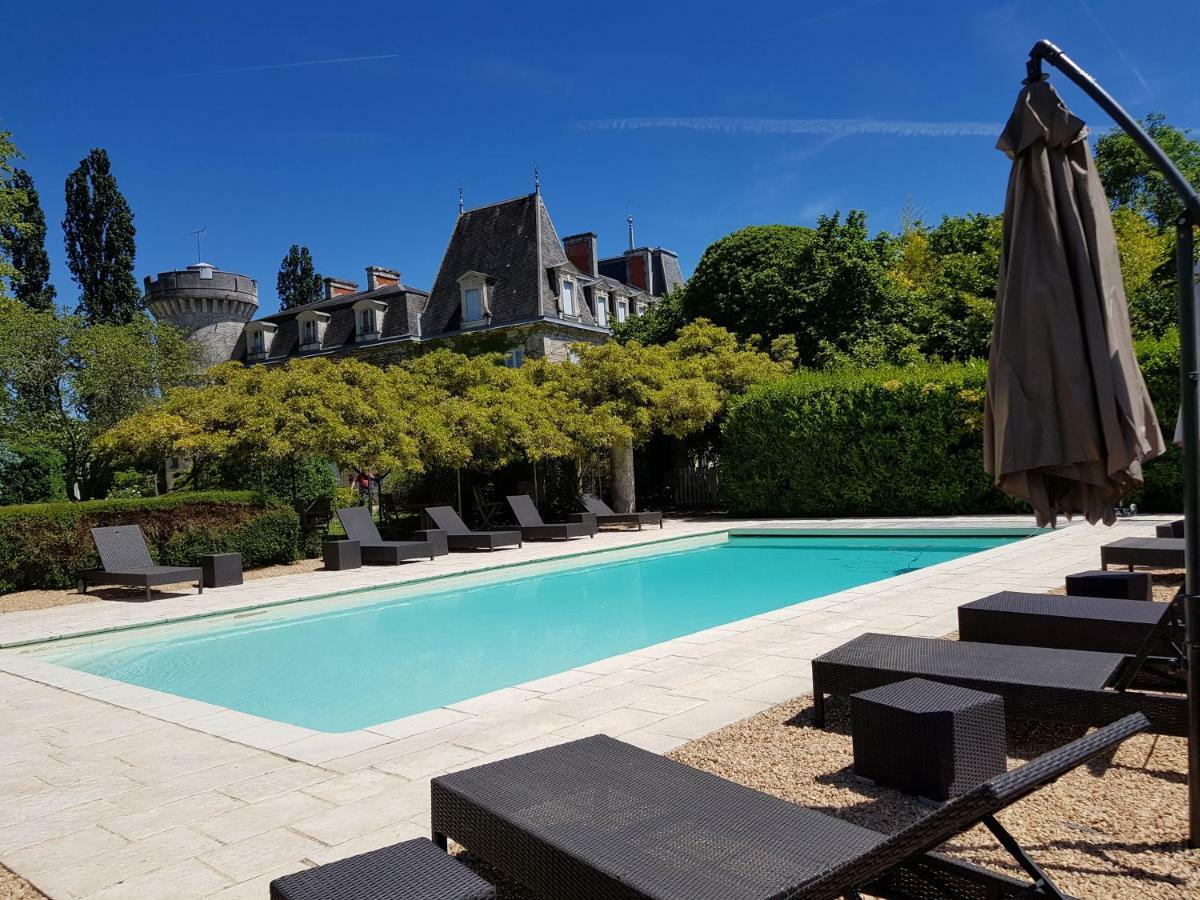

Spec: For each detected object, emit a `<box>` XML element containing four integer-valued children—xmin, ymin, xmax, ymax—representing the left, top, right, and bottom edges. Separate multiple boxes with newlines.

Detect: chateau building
<box><xmin>147</xmin><ymin>191</ymin><xmax>683</xmax><ymax>368</ymax></box>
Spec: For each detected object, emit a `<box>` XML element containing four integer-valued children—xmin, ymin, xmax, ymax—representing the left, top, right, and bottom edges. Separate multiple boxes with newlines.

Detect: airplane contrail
<box><xmin>174</xmin><ymin>53</ymin><xmax>399</xmax><ymax>77</ymax></box>
<box><xmin>576</xmin><ymin>116</ymin><xmax>1001</xmax><ymax>138</ymax></box>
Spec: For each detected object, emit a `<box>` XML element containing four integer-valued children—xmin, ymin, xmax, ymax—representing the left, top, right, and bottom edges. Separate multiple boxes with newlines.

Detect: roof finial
<box><xmin>534</xmin><ymin>164</ymin><xmax>540</xmax><ymax>195</ymax></box>
<box><xmin>627</xmin><ymin>214</ymin><xmax>635</xmax><ymax>250</ymax></box>
<box><xmin>458</xmin><ymin>185</ymin><xmax>464</xmax><ymax>217</ymax></box>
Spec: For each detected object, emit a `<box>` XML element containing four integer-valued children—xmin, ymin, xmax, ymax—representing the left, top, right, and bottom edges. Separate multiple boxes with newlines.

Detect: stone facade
<box><xmin>150</xmin><ymin>192</ymin><xmax>681</xmax><ymax>369</ymax></box>
<box><xmin>145</xmin><ymin>264</ymin><xmax>258</xmax><ymax>368</ymax></box>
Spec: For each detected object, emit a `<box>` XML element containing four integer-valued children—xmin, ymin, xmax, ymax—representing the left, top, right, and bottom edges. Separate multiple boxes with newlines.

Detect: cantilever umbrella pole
<box><xmin>1027</xmin><ymin>39</ymin><xmax>1200</xmax><ymax>848</ymax></box>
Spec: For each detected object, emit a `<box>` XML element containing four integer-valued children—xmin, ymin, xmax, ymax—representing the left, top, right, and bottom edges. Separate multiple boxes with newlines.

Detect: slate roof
<box><xmin>423</xmin><ymin>192</ymin><xmax>606</xmax><ymax>336</ymax></box>
<box><xmin>231</xmin><ymin>283</ymin><xmax>428</xmax><ymax>362</ymax></box>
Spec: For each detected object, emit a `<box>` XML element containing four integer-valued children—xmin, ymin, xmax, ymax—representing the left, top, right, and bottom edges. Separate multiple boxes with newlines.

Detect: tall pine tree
<box><xmin>276</xmin><ymin>244</ymin><xmax>323</xmax><ymax>309</ymax></box>
<box><xmin>63</xmin><ymin>149</ymin><xmax>141</xmax><ymax>325</ymax></box>
<box><xmin>3</xmin><ymin>170</ymin><xmax>56</xmax><ymax>310</ymax></box>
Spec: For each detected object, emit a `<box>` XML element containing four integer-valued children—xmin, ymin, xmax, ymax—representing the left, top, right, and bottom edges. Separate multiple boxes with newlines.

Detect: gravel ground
<box><xmin>0</xmin><ymin>865</ymin><xmax>44</xmax><ymax>900</ymax></box>
<box><xmin>0</xmin><ymin>558</ymin><xmax>327</xmax><ymax>615</ymax></box>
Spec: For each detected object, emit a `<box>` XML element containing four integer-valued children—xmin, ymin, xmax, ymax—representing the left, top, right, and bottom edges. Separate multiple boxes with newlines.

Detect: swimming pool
<box><xmin>44</xmin><ymin>531</ymin><xmax>1026</xmax><ymax>732</ymax></box>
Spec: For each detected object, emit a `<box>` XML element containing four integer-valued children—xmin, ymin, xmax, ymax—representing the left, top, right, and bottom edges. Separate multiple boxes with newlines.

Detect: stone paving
<box><xmin>0</xmin><ymin>514</ymin><xmax>1170</xmax><ymax>898</ymax></box>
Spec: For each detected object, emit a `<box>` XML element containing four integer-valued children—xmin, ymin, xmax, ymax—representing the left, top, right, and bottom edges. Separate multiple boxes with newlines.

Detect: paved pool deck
<box><xmin>0</xmin><ymin>514</ymin><xmax>1171</xmax><ymax>898</ymax></box>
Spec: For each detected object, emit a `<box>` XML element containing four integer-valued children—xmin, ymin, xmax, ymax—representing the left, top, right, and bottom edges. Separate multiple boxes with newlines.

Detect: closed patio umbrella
<box><xmin>984</xmin><ymin>78</ymin><xmax>1165</xmax><ymax>527</ymax></box>
<box><xmin>1006</xmin><ymin>40</ymin><xmax>1200</xmax><ymax>847</ymax></box>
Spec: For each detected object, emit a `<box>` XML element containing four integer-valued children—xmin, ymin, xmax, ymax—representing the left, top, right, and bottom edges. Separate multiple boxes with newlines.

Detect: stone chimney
<box><xmin>323</xmin><ymin>277</ymin><xmax>359</xmax><ymax>299</ymax></box>
<box><xmin>562</xmin><ymin>233</ymin><xmax>598</xmax><ymax>277</ymax></box>
<box><xmin>365</xmin><ymin>266</ymin><xmax>401</xmax><ymax>291</ymax></box>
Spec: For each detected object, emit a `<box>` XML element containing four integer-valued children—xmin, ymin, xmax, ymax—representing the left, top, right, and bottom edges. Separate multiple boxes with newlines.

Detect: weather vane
<box><xmin>458</xmin><ymin>185</ymin><xmax>464</xmax><ymax>216</ymax></box>
<box><xmin>533</xmin><ymin>164</ymin><xmax>540</xmax><ymax>195</ymax></box>
<box><xmin>185</xmin><ymin>226</ymin><xmax>207</xmax><ymax>263</ymax></box>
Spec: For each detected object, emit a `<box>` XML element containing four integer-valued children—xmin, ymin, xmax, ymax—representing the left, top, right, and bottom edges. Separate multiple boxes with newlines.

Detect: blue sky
<box><xmin>4</xmin><ymin>0</ymin><xmax>1197</xmax><ymax>315</ymax></box>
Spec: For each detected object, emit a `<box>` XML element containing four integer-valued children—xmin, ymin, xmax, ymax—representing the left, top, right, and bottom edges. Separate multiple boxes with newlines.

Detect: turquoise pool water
<box><xmin>46</xmin><ymin>532</ymin><xmax>1023</xmax><ymax>732</ymax></box>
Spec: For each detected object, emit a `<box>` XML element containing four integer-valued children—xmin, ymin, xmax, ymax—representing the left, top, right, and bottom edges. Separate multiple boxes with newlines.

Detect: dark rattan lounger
<box><xmin>79</xmin><ymin>525</ymin><xmax>203</xmax><ymax>602</ymax></box>
<box><xmin>1100</xmin><ymin>536</ymin><xmax>1184</xmax><ymax>570</ymax></box>
<box><xmin>336</xmin><ymin>506</ymin><xmax>446</xmax><ymax>564</ymax></box>
<box><xmin>958</xmin><ymin>590</ymin><xmax>1183</xmax><ymax>657</ymax></box>
<box><xmin>424</xmin><ymin>506</ymin><xmax>522</xmax><ymax>551</ymax></box>
<box><xmin>812</xmin><ymin>632</ymin><xmax>1186</xmax><ymax>735</ymax></box>
<box><xmin>580</xmin><ymin>493</ymin><xmax>663</xmax><ymax>530</ymax></box>
<box><xmin>506</xmin><ymin>495</ymin><xmax>595</xmax><ymax>541</ymax></box>
<box><xmin>432</xmin><ymin>715</ymin><xmax>1148</xmax><ymax>900</ymax></box>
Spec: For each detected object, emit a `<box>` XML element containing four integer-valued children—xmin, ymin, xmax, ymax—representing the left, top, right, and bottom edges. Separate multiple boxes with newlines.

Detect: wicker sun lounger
<box><xmin>1100</xmin><ymin>536</ymin><xmax>1184</xmax><ymax>570</ymax></box>
<box><xmin>432</xmin><ymin>715</ymin><xmax>1148</xmax><ymax>900</ymax></box>
<box><xmin>580</xmin><ymin>493</ymin><xmax>663</xmax><ymax>530</ymax></box>
<box><xmin>506</xmin><ymin>495</ymin><xmax>595</xmax><ymax>541</ymax></box>
<box><xmin>79</xmin><ymin>525</ymin><xmax>203</xmax><ymax>602</ymax></box>
<box><xmin>336</xmin><ymin>507</ymin><xmax>446</xmax><ymax>564</ymax></box>
<box><xmin>958</xmin><ymin>590</ymin><xmax>1183</xmax><ymax>658</ymax></box>
<box><xmin>1156</xmin><ymin>519</ymin><xmax>1185</xmax><ymax>538</ymax></box>
<box><xmin>812</xmin><ymin>632</ymin><xmax>1186</xmax><ymax>735</ymax></box>
<box><xmin>424</xmin><ymin>506</ymin><xmax>522</xmax><ymax>551</ymax></box>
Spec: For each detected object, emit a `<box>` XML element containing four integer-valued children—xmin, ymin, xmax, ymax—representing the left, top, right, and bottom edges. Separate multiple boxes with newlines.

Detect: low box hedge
<box><xmin>720</xmin><ymin>333</ymin><xmax>1183</xmax><ymax>518</ymax></box>
<box><xmin>0</xmin><ymin>491</ymin><xmax>299</xmax><ymax>593</ymax></box>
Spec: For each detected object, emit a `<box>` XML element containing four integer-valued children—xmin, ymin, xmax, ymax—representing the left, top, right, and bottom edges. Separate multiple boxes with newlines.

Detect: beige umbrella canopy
<box><xmin>984</xmin><ymin>79</ymin><xmax>1165</xmax><ymax>526</ymax></box>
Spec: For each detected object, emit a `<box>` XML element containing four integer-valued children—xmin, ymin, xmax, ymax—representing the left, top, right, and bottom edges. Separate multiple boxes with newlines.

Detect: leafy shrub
<box><xmin>0</xmin><ymin>491</ymin><xmax>298</xmax><ymax>592</ymax></box>
<box><xmin>0</xmin><ymin>443</ymin><xmax>67</xmax><ymax>505</ymax></box>
<box><xmin>106</xmin><ymin>468</ymin><xmax>158</xmax><ymax>499</ymax></box>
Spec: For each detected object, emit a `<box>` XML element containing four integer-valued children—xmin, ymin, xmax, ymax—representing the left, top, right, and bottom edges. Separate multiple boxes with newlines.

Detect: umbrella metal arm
<box><xmin>1028</xmin><ymin>38</ymin><xmax>1200</xmax><ymax>848</ymax></box>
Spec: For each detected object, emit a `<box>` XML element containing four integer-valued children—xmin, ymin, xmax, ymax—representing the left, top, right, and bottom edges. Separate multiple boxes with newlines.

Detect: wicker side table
<box><xmin>851</xmin><ymin>677</ymin><xmax>1006</xmax><ymax>802</ymax></box>
<box><xmin>323</xmin><ymin>540</ymin><xmax>361</xmax><ymax>570</ymax></box>
<box><xmin>199</xmin><ymin>553</ymin><xmax>242</xmax><ymax>588</ymax></box>
<box><xmin>270</xmin><ymin>837</ymin><xmax>495</xmax><ymax>900</ymax></box>
<box><xmin>1065</xmin><ymin>569</ymin><xmax>1153</xmax><ymax>601</ymax></box>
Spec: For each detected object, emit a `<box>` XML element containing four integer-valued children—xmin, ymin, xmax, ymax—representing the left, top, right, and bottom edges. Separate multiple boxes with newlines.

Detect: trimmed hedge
<box><xmin>1132</xmin><ymin>330</ymin><xmax>1181</xmax><ymax>513</ymax></box>
<box><xmin>721</xmin><ymin>333</ymin><xmax>1184</xmax><ymax>517</ymax></box>
<box><xmin>721</xmin><ymin>361</ymin><xmax>1014</xmax><ymax>517</ymax></box>
<box><xmin>0</xmin><ymin>491</ymin><xmax>299</xmax><ymax>592</ymax></box>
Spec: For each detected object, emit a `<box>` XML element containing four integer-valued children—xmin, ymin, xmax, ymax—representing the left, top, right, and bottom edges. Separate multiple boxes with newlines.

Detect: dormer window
<box><xmin>296</xmin><ymin>310</ymin><xmax>331</xmax><ymax>351</ymax></box>
<box><xmin>456</xmin><ymin>271</ymin><xmax>492</xmax><ymax>327</ymax></box>
<box><xmin>244</xmin><ymin>322</ymin><xmax>277</xmax><ymax>361</ymax></box>
<box><xmin>617</xmin><ymin>299</ymin><xmax>628</xmax><ymax>323</ymax></box>
<box><xmin>594</xmin><ymin>293</ymin><xmax>608</xmax><ymax>327</ymax></box>
<box><xmin>561</xmin><ymin>279</ymin><xmax>576</xmax><ymax>317</ymax></box>
<box><xmin>352</xmin><ymin>298</ymin><xmax>388</xmax><ymax>342</ymax></box>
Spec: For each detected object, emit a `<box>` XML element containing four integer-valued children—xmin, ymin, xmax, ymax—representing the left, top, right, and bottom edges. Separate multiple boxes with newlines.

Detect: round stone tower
<box><xmin>145</xmin><ymin>263</ymin><xmax>258</xmax><ymax>367</ymax></box>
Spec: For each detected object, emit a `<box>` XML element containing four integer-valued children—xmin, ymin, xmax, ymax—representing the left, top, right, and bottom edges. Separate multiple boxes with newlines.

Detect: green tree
<box><xmin>63</xmin><ymin>149</ymin><xmax>141</xmax><ymax>324</ymax></box>
<box><xmin>0</xmin><ymin>131</ymin><xmax>26</xmax><ymax>298</ymax></box>
<box><xmin>3</xmin><ymin>170</ymin><xmax>56</xmax><ymax>310</ymax></box>
<box><xmin>276</xmin><ymin>244</ymin><xmax>323</xmax><ymax>309</ymax></box>
<box><xmin>0</xmin><ymin>298</ymin><xmax>197</xmax><ymax>497</ymax></box>
<box><xmin>1111</xmin><ymin>207</ymin><xmax>1175</xmax><ymax>336</ymax></box>
<box><xmin>537</xmin><ymin>321</ymin><xmax>790</xmax><ymax>510</ymax></box>
<box><xmin>683</xmin><ymin>214</ymin><xmax>900</xmax><ymax>365</ymax></box>
<box><xmin>1096</xmin><ymin>114</ymin><xmax>1200</xmax><ymax>229</ymax></box>
<box><xmin>610</xmin><ymin>286</ymin><xmax>689</xmax><ymax>345</ymax></box>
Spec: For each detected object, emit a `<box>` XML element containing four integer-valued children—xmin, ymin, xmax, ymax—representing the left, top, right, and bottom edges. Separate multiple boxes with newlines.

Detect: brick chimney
<box><xmin>365</xmin><ymin>266</ymin><xmax>401</xmax><ymax>291</ymax></box>
<box><xmin>562</xmin><ymin>233</ymin><xmax>598</xmax><ymax>277</ymax></box>
<box><xmin>323</xmin><ymin>277</ymin><xmax>359</xmax><ymax>299</ymax></box>
<box><xmin>624</xmin><ymin>248</ymin><xmax>652</xmax><ymax>294</ymax></box>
